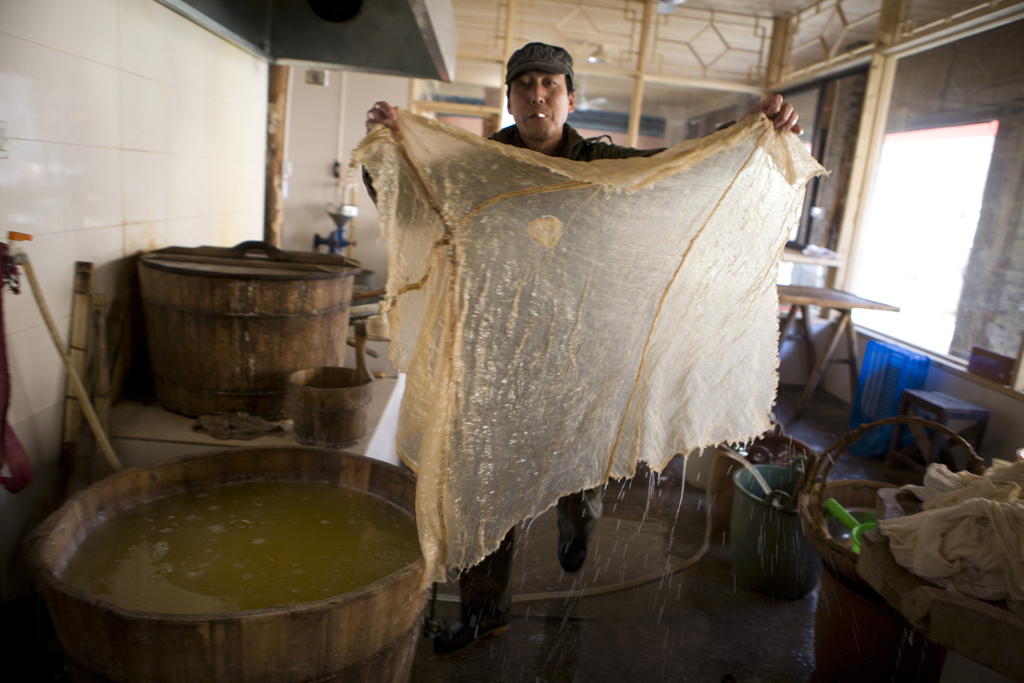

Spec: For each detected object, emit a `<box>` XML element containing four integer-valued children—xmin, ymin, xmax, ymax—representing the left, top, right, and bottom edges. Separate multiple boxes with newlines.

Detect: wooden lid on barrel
<box><xmin>138</xmin><ymin>241</ymin><xmax>362</xmax><ymax>418</ymax></box>
<box><xmin>139</xmin><ymin>240</ymin><xmax>361</xmax><ymax>280</ymax></box>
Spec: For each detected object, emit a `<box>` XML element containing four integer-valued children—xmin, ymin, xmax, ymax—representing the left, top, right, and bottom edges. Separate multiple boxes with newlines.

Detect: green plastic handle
<box><xmin>851</xmin><ymin>522</ymin><xmax>877</xmax><ymax>554</ymax></box>
<box><xmin>825</xmin><ymin>498</ymin><xmax>860</xmax><ymax>531</ymax></box>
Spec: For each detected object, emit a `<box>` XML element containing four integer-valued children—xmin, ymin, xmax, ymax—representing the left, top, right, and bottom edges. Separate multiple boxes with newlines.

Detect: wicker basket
<box><xmin>798</xmin><ymin>415</ymin><xmax>984</xmax><ymax>591</ymax></box>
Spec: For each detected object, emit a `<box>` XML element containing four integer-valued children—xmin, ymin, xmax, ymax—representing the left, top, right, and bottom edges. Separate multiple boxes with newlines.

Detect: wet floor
<box><xmin>0</xmin><ymin>384</ymin><xmax>926</xmax><ymax>683</ymax></box>
<box><xmin>411</xmin><ymin>384</ymin><xmax>921</xmax><ymax>683</ymax></box>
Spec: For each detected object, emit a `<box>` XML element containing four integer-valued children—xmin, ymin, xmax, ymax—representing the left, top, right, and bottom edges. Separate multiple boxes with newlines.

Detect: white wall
<box><xmin>280</xmin><ymin>68</ymin><xmax>409</xmax><ymax>376</ymax></box>
<box><xmin>0</xmin><ymin>0</ymin><xmax>267</xmax><ymax>600</ymax></box>
<box><xmin>281</xmin><ymin>68</ymin><xmax>409</xmax><ymax>290</ymax></box>
<box><xmin>280</xmin><ymin>67</ymin><xmax>344</xmax><ymax>254</ymax></box>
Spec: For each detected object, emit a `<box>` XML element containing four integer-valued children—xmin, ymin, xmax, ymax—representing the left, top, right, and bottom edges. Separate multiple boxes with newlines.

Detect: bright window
<box><xmin>851</xmin><ymin>121</ymin><xmax>998</xmax><ymax>355</ymax></box>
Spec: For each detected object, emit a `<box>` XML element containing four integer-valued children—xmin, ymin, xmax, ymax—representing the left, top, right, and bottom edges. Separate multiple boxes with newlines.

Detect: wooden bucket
<box><xmin>815</xmin><ymin>564</ymin><xmax>946</xmax><ymax>682</ymax></box>
<box><xmin>27</xmin><ymin>448</ymin><xmax>427</xmax><ymax>683</ymax></box>
<box><xmin>289</xmin><ymin>367</ymin><xmax>373</xmax><ymax>448</ymax></box>
<box><xmin>138</xmin><ymin>241</ymin><xmax>360</xmax><ymax>419</ymax></box>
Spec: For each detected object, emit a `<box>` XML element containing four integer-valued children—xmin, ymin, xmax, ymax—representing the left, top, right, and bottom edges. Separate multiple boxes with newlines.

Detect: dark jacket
<box><xmin>363</xmin><ymin>123</ymin><xmax>665</xmax><ymax>204</ymax></box>
<box><xmin>488</xmin><ymin>123</ymin><xmax>664</xmax><ymax>161</ymax></box>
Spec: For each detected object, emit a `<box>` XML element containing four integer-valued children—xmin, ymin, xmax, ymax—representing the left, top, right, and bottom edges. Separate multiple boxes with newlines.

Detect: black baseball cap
<box><xmin>505</xmin><ymin>42</ymin><xmax>574</xmax><ymax>87</ymax></box>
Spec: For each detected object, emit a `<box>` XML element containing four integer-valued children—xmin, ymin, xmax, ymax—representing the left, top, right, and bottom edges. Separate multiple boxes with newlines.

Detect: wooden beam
<box><xmin>876</xmin><ymin>0</ymin><xmax>912</xmax><ymax>48</ymax></box>
<box><xmin>832</xmin><ymin>53</ymin><xmax>898</xmax><ymax>292</ymax></box>
<box><xmin>408</xmin><ymin>77</ymin><xmax>420</xmax><ymax>113</ymax></box>
<box><xmin>90</xmin><ymin>294</ymin><xmax>110</xmax><ymax>437</ymax></box>
<box><xmin>62</xmin><ymin>263</ymin><xmax>92</xmax><ymax>447</ymax></box>
<box><xmin>264</xmin><ymin>64</ymin><xmax>289</xmax><ymax>248</ymax></box>
<box><xmin>627</xmin><ymin>0</ymin><xmax>656</xmax><ymax>148</ymax></box>
<box><xmin>411</xmin><ymin>100</ymin><xmax>503</xmax><ymax>118</ymax></box>
<box><xmin>59</xmin><ymin>262</ymin><xmax>92</xmax><ymax>498</ymax></box>
<box><xmin>1012</xmin><ymin>329</ymin><xmax>1024</xmax><ymax>393</ymax></box>
<box><xmin>90</xmin><ymin>293</ymin><xmax>114</xmax><ymax>481</ymax></box>
<box><xmin>779</xmin><ymin>0</ymin><xmax>1024</xmax><ymax>91</ymax></box>
<box><xmin>765</xmin><ymin>15</ymin><xmax>793</xmax><ymax>89</ymax></box>
<box><xmin>773</xmin><ymin>49</ymin><xmax>874</xmax><ymax>92</ymax></box>
<box><xmin>503</xmin><ymin>0</ymin><xmax>518</xmax><ymax>62</ymax></box>
<box><xmin>883</xmin><ymin>0</ymin><xmax>1024</xmax><ymax>58</ymax></box>
<box><xmin>639</xmin><ymin>72</ymin><xmax>764</xmax><ymax>95</ymax></box>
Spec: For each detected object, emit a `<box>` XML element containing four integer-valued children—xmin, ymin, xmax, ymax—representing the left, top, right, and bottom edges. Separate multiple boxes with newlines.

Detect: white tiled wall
<box><xmin>0</xmin><ymin>0</ymin><xmax>268</xmax><ymax>599</ymax></box>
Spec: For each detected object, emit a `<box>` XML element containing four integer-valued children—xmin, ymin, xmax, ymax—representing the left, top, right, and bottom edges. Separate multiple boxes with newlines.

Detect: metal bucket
<box><xmin>729</xmin><ymin>463</ymin><xmax>821</xmax><ymax>599</ymax></box>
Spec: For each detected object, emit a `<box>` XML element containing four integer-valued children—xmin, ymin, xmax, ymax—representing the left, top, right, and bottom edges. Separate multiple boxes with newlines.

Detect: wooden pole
<box><xmin>877</xmin><ymin>0</ymin><xmax>912</xmax><ymax>48</ymax></box>
<box><xmin>627</xmin><ymin>0</ymin><xmax>656</xmax><ymax>148</ymax></box>
<box><xmin>91</xmin><ymin>295</ymin><xmax>111</xmax><ymax>439</ymax></box>
<box><xmin>264</xmin><ymin>64</ymin><xmax>289</xmax><ymax>248</ymax></box>
<box><xmin>63</xmin><ymin>263</ymin><xmax>92</xmax><ymax>444</ymax></box>
<box><xmin>831</xmin><ymin>52</ymin><xmax>897</xmax><ymax>292</ymax></box>
<box><xmin>59</xmin><ymin>262</ymin><xmax>92</xmax><ymax>496</ymax></box>
<box><xmin>21</xmin><ymin>260</ymin><xmax>122</xmax><ymax>473</ymax></box>
<box><xmin>503</xmin><ymin>0</ymin><xmax>518</xmax><ymax>62</ymax></box>
<box><xmin>829</xmin><ymin>0</ymin><xmax>911</xmax><ymax>291</ymax></box>
<box><xmin>765</xmin><ymin>16</ymin><xmax>793</xmax><ymax>90</ymax></box>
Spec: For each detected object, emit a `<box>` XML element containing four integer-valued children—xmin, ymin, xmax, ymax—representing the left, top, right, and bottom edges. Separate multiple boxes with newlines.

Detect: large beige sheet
<box><xmin>355</xmin><ymin>111</ymin><xmax>823</xmax><ymax>582</ymax></box>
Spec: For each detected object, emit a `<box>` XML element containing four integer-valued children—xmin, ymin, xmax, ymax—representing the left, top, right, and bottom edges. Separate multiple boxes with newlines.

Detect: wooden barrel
<box><xmin>289</xmin><ymin>367</ymin><xmax>373</xmax><ymax>448</ymax></box>
<box><xmin>27</xmin><ymin>448</ymin><xmax>427</xmax><ymax>683</ymax></box>
<box><xmin>138</xmin><ymin>242</ymin><xmax>359</xmax><ymax>419</ymax></box>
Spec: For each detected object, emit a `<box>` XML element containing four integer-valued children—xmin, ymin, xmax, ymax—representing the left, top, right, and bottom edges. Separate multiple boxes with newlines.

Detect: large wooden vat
<box><xmin>138</xmin><ymin>242</ymin><xmax>359</xmax><ymax>419</ymax></box>
<box><xmin>27</xmin><ymin>448</ymin><xmax>427</xmax><ymax>683</ymax></box>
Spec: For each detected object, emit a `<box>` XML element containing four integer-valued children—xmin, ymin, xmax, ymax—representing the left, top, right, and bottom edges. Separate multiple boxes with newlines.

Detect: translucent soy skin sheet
<box><xmin>355</xmin><ymin>111</ymin><xmax>824</xmax><ymax>582</ymax></box>
<box><xmin>62</xmin><ymin>481</ymin><xmax>420</xmax><ymax>614</ymax></box>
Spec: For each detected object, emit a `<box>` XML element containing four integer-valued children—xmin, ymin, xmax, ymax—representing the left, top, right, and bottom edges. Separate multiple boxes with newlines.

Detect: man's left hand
<box><xmin>745</xmin><ymin>94</ymin><xmax>804</xmax><ymax>136</ymax></box>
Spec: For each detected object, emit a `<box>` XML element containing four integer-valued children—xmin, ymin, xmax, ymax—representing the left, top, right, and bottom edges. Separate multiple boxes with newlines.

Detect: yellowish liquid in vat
<box><xmin>61</xmin><ymin>481</ymin><xmax>420</xmax><ymax>614</ymax></box>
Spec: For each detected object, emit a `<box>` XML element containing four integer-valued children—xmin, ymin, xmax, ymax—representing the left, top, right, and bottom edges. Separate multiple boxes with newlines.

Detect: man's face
<box><xmin>507</xmin><ymin>70</ymin><xmax>575</xmax><ymax>146</ymax></box>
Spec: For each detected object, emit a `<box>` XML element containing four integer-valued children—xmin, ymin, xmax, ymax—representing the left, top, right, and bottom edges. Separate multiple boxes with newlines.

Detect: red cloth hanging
<box><xmin>1</xmin><ymin>242</ymin><xmax>31</xmax><ymax>493</ymax></box>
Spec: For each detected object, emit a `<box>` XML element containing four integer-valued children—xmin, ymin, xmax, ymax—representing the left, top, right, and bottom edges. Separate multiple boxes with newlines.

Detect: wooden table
<box><xmin>857</xmin><ymin>489</ymin><xmax>1024</xmax><ymax>681</ymax></box>
<box><xmin>777</xmin><ymin>285</ymin><xmax>899</xmax><ymax>416</ymax></box>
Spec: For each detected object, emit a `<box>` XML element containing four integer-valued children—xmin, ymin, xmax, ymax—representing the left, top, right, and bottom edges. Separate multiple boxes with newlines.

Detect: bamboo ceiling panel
<box><xmin>517</xmin><ymin>0</ymin><xmax>644</xmax><ymax>72</ymax></box>
<box><xmin>648</xmin><ymin>9</ymin><xmax>770</xmax><ymax>84</ymax></box>
<box><xmin>788</xmin><ymin>0</ymin><xmax>882</xmax><ymax>73</ymax></box>
<box><xmin>452</xmin><ymin>0</ymin><xmax>508</xmax><ymax>59</ymax></box>
<box><xmin>903</xmin><ymin>0</ymin><xmax>1022</xmax><ymax>38</ymax></box>
<box><xmin>452</xmin><ymin>0</ymin><xmax>1022</xmax><ymax>84</ymax></box>
<box><xmin>453</xmin><ymin>0</ymin><xmax>770</xmax><ymax>85</ymax></box>
<box><xmin>355</xmin><ymin>110</ymin><xmax>824</xmax><ymax>581</ymax></box>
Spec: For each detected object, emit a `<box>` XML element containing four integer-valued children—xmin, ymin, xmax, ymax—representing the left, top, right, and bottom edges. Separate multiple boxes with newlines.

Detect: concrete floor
<box><xmin>409</xmin><ymin>384</ymin><xmax>920</xmax><ymax>683</ymax></box>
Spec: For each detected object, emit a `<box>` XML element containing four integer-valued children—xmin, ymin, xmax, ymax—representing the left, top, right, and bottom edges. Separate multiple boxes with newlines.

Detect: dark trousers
<box><xmin>459</xmin><ymin>486</ymin><xmax>603</xmax><ymax>626</ymax></box>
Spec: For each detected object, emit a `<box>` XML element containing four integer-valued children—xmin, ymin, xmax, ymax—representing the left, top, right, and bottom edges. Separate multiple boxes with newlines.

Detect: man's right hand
<box><xmin>366</xmin><ymin>102</ymin><xmax>399</xmax><ymax>133</ymax></box>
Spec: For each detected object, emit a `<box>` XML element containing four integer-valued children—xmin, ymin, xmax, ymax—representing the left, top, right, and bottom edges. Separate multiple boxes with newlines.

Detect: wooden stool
<box><xmin>886</xmin><ymin>389</ymin><xmax>989</xmax><ymax>471</ymax></box>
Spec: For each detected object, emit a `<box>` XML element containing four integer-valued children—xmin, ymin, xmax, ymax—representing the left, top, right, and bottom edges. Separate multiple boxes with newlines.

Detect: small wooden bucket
<box><xmin>289</xmin><ymin>367</ymin><xmax>373</xmax><ymax>448</ymax></box>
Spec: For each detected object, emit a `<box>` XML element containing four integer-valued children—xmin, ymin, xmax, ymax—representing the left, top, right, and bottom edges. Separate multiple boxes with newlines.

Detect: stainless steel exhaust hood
<box><xmin>157</xmin><ymin>0</ymin><xmax>456</xmax><ymax>81</ymax></box>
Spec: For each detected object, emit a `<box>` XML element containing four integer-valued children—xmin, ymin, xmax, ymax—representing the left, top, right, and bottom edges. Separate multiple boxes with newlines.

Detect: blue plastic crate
<box><xmin>848</xmin><ymin>340</ymin><xmax>930</xmax><ymax>457</ymax></box>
